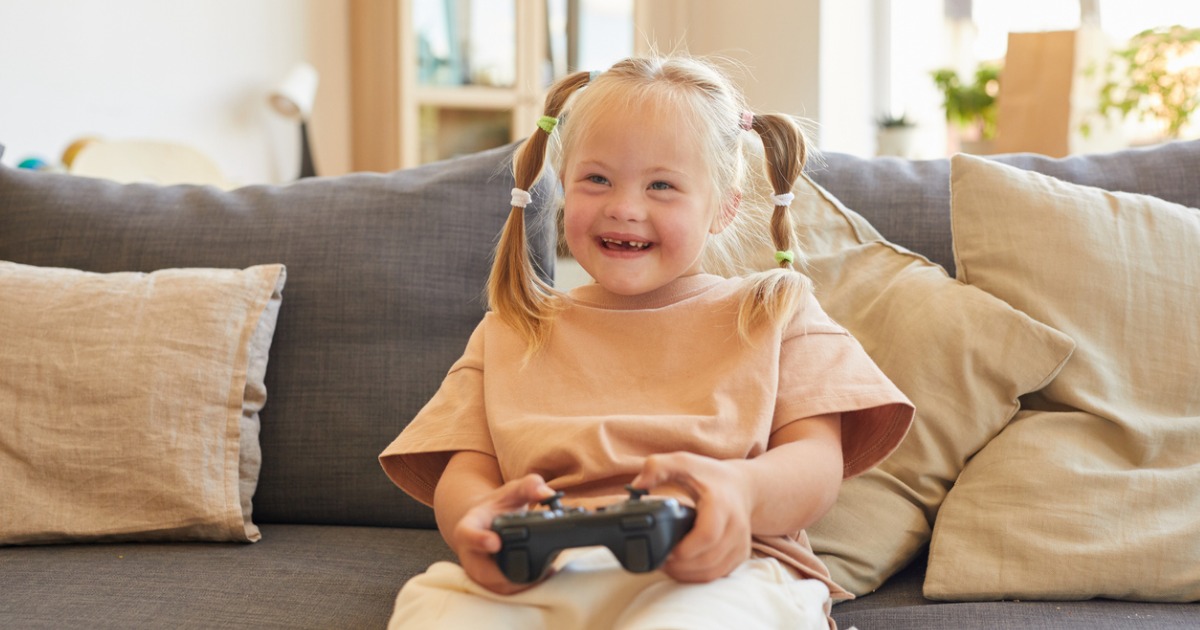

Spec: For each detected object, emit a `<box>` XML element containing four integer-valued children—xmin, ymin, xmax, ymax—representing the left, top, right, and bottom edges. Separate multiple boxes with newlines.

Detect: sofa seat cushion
<box><xmin>834</xmin><ymin>598</ymin><xmax>1200</xmax><ymax>630</ymax></box>
<box><xmin>0</xmin><ymin>525</ymin><xmax>452</xmax><ymax>629</ymax></box>
<box><xmin>832</xmin><ymin>559</ymin><xmax>1200</xmax><ymax>630</ymax></box>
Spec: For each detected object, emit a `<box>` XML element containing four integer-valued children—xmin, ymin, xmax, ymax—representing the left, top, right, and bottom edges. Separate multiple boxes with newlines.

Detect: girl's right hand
<box><xmin>447</xmin><ymin>473</ymin><xmax>557</xmax><ymax>595</ymax></box>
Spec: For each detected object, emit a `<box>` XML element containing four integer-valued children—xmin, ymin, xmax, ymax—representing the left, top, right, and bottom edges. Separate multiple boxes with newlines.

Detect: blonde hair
<box><xmin>487</xmin><ymin>55</ymin><xmax>811</xmax><ymax>351</ymax></box>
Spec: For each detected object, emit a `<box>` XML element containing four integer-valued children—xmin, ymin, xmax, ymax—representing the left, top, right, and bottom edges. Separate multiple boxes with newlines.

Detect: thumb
<box><xmin>633</xmin><ymin>453</ymin><xmax>706</xmax><ymax>502</ymax></box>
<box><xmin>505</xmin><ymin>473</ymin><xmax>556</xmax><ymax>507</ymax></box>
<box><xmin>631</xmin><ymin>453</ymin><xmax>682</xmax><ymax>491</ymax></box>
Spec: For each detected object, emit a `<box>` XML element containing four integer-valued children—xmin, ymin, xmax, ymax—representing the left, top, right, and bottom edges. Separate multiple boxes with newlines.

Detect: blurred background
<box><xmin>1</xmin><ymin>0</ymin><xmax>1197</xmax><ymax>186</ymax></box>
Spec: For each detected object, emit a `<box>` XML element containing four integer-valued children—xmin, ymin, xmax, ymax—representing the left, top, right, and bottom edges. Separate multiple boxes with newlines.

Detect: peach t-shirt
<box><xmin>380</xmin><ymin>273</ymin><xmax>913</xmax><ymax>599</ymax></box>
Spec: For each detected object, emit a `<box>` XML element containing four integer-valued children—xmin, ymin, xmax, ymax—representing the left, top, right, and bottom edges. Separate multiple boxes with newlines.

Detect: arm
<box><xmin>632</xmin><ymin>412</ymin><xmax>842</xmax><ymax>582</ymax></box>
<box><xmin>433</xmin><ymin>450</ymin><xmax>556</xmax><ymax>594</ymax></box>
<box><xmin>738</xmin><ymin>412</ymin><xmax>843</xmax><ymax>535</ymax></box>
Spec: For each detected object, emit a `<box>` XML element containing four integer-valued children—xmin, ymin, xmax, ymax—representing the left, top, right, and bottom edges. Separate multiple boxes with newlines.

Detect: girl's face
<box><xmin>561</xmin><ymin>101</ymin><xmax>733</xmax><ymax>296</ymax></box>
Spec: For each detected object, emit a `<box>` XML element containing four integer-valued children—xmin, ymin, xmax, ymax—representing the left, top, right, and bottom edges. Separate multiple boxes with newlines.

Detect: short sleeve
<box><xmin>774</xmin><ymin>291</ymin><xmax>914</xmax><ymax>479</ymax></box>
<box><xmin>379</xmin><ymin>323</ymin><xmax>495</xmax><ymax>506</ymax></box>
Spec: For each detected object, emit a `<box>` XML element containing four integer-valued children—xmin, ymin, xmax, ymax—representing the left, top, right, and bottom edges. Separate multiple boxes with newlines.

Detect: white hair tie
<box><xmin>770</xmin><ymin>192</ymin><xmax>795</xmax><ymax>207</ymax></box>
<box><xmin>511</xmin><ymin>188</ymin><xmax>532</xmax><ymax>208</ymax></box>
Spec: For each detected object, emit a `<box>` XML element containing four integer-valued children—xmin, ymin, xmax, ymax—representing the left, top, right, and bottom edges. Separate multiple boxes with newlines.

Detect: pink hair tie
<box><xmin>739</xmin><ymin>111</ymin><xmax>754</xmax><ymax>131</ymax></box>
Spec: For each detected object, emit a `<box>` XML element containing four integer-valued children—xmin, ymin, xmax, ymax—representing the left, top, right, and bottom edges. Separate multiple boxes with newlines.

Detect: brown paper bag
<box><xmin>996</xmin><ymin>27</ymin><xmax>1123</xmax><ymax>156</ymax></box>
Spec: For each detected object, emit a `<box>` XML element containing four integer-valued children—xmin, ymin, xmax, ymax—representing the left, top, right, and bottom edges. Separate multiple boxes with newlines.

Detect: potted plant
<box><xmin>931</xmin><ymin>63</ymin><xmax>1001</xmax><ymax>153</ymax></box>
<box><xmin>1084</xmin><ymin>25</ymin><xmax>1200</xmax><ymax>142</ymax></box>
<box><xmin>875</xmin><ymin>112</ymin><xmax>918</xmax><ymax>157</ymax></box>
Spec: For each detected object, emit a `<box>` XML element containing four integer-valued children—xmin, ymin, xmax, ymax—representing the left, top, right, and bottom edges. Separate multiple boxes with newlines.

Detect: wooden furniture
<box><xmin>350</xmin><ymin>0</ymin><xmax>637</xmax><ymax>172</ymax></box>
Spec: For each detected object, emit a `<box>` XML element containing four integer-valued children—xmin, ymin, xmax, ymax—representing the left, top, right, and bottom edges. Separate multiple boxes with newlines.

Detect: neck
<box><xmin>569</xmin><ymin>274</ymin><xmax>723</xmax><ymax>310</ymax></box>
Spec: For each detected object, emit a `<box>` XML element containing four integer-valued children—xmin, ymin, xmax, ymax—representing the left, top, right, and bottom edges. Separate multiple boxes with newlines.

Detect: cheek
<box><xmin>659</xmin><ymin>215</ymin><xmax>709</xmax><ymax>253</ymax></box>
<box><xmin>562</xmin><ymin>204</ymin><xmax>591</xmax><ymax>250</ymax></box>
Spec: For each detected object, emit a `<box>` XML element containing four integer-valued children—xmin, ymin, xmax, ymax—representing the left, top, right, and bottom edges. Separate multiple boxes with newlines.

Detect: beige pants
<box><xmin>389</xmin><ymin>548</ymin><xmax>831</xmax><ymax>629</ymax></box>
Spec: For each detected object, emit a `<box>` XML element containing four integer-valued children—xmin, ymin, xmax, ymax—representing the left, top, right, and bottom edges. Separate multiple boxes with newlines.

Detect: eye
<box><xmin>586</xmin><ymin>174</ymin><xmax>610</xmax><ymax>186</ymax></box>
<box><xmin>649</xmin><ymin>181</ymin><xmax>673</xmax><ymax>191</ymax></box>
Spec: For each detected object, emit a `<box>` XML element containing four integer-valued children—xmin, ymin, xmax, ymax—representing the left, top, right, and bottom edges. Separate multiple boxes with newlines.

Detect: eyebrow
<box><xmin>575</xmin><ymin>160</ymin><xmax>688</xmax><ymax>179</ymax></box>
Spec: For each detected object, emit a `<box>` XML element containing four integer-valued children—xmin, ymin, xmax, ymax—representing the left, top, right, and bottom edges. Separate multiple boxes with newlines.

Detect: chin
<box><xmin>596</xmin><ymin>276</ymin><xmax>666</xmax><ymax>296</ymax></box>
<box><xmin>593</xmin><ymin>279</ymin><xmax>639</xmax><ymax>295</ymax></box>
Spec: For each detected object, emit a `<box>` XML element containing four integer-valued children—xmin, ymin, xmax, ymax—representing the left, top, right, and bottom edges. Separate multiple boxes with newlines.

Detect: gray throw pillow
<box><xmin>808</xmin><ymin>140</ymin><xmax>1200</xmax><ymax>275</ymax></box>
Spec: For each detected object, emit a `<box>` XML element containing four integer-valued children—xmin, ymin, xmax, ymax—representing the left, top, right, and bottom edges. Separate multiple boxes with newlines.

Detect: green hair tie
<box><xmin>536</xmin><ymin>115</ymin><xmax>558</xmax><ymax>134</ymax></box>
<box><xmin>774</xmin><ymin>250</ymin><xmax>795</xmax><ymax>265</ymax></box>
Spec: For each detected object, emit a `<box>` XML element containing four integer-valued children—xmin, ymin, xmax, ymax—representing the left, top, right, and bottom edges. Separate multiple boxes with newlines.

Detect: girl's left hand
<box><xmin>631</xmin><ymin>452</ymin><xmax>754</xmax><ymax>583</ymax></box>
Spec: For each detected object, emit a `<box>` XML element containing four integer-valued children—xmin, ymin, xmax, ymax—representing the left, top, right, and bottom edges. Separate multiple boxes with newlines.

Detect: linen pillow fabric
<box><xmin>924</xmin><ymin>154</ymin><xmax>1200</xmax><ymax>601</ymax></box>
<box><xmin>0</xmin><ymin>143</ymin><xmax>557</xmax><ymax>529</ymax></box>
<box><xmin>0</xmin><ymin>262</ymin><xmax>285</xmax><ymax>544</ymax></box>
<box><xmin>718</xmin><ymin>174</ymin><xmax>1075</xmax><ymax>596</ymax></box>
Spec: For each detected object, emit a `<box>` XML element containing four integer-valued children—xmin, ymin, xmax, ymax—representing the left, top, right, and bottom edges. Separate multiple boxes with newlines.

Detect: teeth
<box><xmin>602</xmin><ymin>237</ymin><xmax>650</xmax><ymax>249</ymax></box>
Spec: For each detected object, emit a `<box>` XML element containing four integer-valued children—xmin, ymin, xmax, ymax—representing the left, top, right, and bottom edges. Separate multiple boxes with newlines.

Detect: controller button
<box><xmin>539</xmin><ymin>491</ymin><xmax>566</xmax><ymax>512</ymax></box>
<box><xmin>624</xmin><ymin>537</ymin><xmax>652</xmax><ymax>572</ymax></box>
<box><xmin>620</xmin><ymin>514</ymin><xmax>655</xmax><ymax>531</ymax></box>
<box><xmin>499</xmin><ymin>526</ymin><xmax>530</xmax><ymax>542</ymax></box>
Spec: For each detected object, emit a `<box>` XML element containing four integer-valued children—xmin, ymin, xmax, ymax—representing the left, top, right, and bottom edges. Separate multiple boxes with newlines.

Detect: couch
<box><xmin>1</xmin><ymin>138</ymin><xmax>1197</xmax><ymax>629</ymax></box>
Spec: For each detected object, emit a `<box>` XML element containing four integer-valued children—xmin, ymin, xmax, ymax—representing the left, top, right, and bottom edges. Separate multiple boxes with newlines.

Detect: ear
<box><xmin>710</xmin><ymin>191</ymin><xmax>741</xmax><ymax>234</ymax></box>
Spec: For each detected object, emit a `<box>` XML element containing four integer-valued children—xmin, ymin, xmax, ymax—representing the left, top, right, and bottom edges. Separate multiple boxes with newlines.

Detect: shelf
<box><xmin>351</xmin><ymin>0</ymin><xmax>635</xmax><ymax>171</ymax></box>
<box><xmin>414</xmin><ymin>86</ymin><xmax>522</xmax><ymax>110</ymax></box>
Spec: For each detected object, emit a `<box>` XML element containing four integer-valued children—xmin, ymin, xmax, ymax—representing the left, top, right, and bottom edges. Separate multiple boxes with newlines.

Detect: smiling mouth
<box><xmin>600</xmin><ymin>237</ymin><xmax>652</xmax><ymax>251</ymax></box>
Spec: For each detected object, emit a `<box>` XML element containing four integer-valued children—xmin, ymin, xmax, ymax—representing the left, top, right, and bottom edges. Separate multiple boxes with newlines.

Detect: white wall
<box><xmin>888</xmin><ymin>0</ymin><xmax>951</xmax><ymax>158</ymax></box>
<box><xmin>818</xmin><ymin>0</ymin><xmax>876</xmax><ymax>154</ymax></box>
<box><xmin>635</xmin><ymin>0</ymin><xmax>879</xmax><ymax>155</ymax></box>
<box><xmin>666</xmin><ymin>0</ymin><xmax>820</xmax><ymax>120</ymax></box>
<box><xmin>1</xmin><ymin>0</ymin><xmax>893</xmax><ymax>183</ymax></box>
<box><xmin>0</xmin><ymin>0</ymin><xmax>350</xmax><ymax>185</ymax></box>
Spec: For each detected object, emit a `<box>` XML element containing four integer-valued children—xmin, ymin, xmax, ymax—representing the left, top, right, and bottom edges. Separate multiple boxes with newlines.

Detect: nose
<box><xmin>605</xmin><ymin>188</ymin><xmax>646</xmax><ymax>222</ymax></box>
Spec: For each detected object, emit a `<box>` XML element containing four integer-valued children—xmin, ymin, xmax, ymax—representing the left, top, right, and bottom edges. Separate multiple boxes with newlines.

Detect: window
<box><xmin>883</xmin><ymin>0</ymin><xmax>1200</xmax><ymax>157</ymax></box>
<box><xmin>408</xmin><ymin>0</ymin><xmax>633</xmax><ymax>165</ymax></box>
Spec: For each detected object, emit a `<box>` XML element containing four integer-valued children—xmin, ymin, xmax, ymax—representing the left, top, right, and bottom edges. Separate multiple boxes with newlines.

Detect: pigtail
<box><xmin>737</xmin><ymin>112</ymin><xmax>812</xmax><ymax>338</ymax></box>
<box><xmin>751</xmin><ymin>113</ymin><xmax>806</xmax><ymax>265</ymax></box>
<box><xmin>487</xmin><ymin>70</ymin><xmax>593</xmax><ymax>352</ymax></box>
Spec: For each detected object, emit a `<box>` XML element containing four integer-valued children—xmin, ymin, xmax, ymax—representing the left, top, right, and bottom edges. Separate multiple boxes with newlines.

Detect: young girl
<box><xmin>380</xmin><ymin>55</ymin><xmax>913</xmax><ymax>629</ymax></box>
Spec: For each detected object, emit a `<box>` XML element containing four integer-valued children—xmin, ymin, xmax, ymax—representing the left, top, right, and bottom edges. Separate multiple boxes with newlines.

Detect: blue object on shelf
<box><xmin>18</xmin><ymin>157</ymin><xmax>50</xmax><ymax>170</ymax></box>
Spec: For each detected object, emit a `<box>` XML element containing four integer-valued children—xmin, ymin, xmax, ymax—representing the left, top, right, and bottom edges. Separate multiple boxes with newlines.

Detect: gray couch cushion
<box><xmin>0</xmin><ymin>524</ymin><xmax>452</xmax><ymax>629</ymax></box>
<box><xmin>808</xmin><ymin>139</ymin><xmax>1200</xmax><ymax>276</ymax></box>
<box><xmin>835</xmin><ymin>600</ymin><xmax>1200</xmax><ymax>630</ymax></box>
<box><xmin>0</xmin><ymin>143</ymin><xmax>555</xmax><ymax>529</ymax></box>
<box><xmin>832</xmin><ymin>558</ymin><xmax>1200</xmax><ymax>630</ymax></box>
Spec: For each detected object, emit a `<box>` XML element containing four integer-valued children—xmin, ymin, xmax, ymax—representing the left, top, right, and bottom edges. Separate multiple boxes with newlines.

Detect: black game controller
<box><xmin>491</xmin><ymin>485</ymin><xmax>696</xmax><ymax>584</ymax></box>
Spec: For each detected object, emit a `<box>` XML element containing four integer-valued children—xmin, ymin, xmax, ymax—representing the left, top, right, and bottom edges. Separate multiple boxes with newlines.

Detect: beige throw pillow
<box><xmin>0</xmin><ymin>262</ymin><xmax>286</xmax><ymax>545</ymax></box>
<box><xmin>925</xmin><ymin>154</ymin><xmax>1200</xmax><ymax>601</ymax></box>
<box><xmin>714</xmin><ymin>174</ymin><xmax>1075</xmax><ymax>596</ymax></box>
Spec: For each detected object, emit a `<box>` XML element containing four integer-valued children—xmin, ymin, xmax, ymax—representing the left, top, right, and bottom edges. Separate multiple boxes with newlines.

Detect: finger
<box><xmin>467</xmin><ymin>476</ymin><xmax>558</xmax><ymax>559</ymax></box>
<box><xmin>667</xmin><ymin>495</ymin><xmax>727</xmax><ymax>562</ymax></box>
<box><xmin>476</xmin><ymin>529</ymin><xmax>503</xmax><ymax>554</ymax></box>
<box><xmin>665</xmin><ymin>534</ymin><xmax>749</xmax><ymax>583</ymax></box>
<box><xmin>463</xmin><ymin>552</ymin><xmax>534</xmax><ymax>595</ymax></box>
<box><xmin>455</xmin><ymin>516</ymin><xmax>502</xmax><ymax>553</ymax></box>
<box><xmin>632</xmin><ymin>453</ymin><xmax>696</xmax><ymax>492</ymax></box>
<box><xmin>670</xmin><ymin>531</ymin><xmax>723</xmax><ymax>571</ymax></box>
<box><xmin>665</xmin><ymin>550</ymin><xmax>740</xmax><ymax>583</ymax></box>
<box><xmin>666</xmin><ymin>506</ymin><xmax>749</xmax><ymax>577</ymax></box>
<box><xmin>500</xmin><ymin>473</ymin><xmax>556</xmax><ymax>508</ymax></box>
<box><xmin>463</xmin><ymin>540</ymin><xmax>561</xmax><ymax>595</ymax></box>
